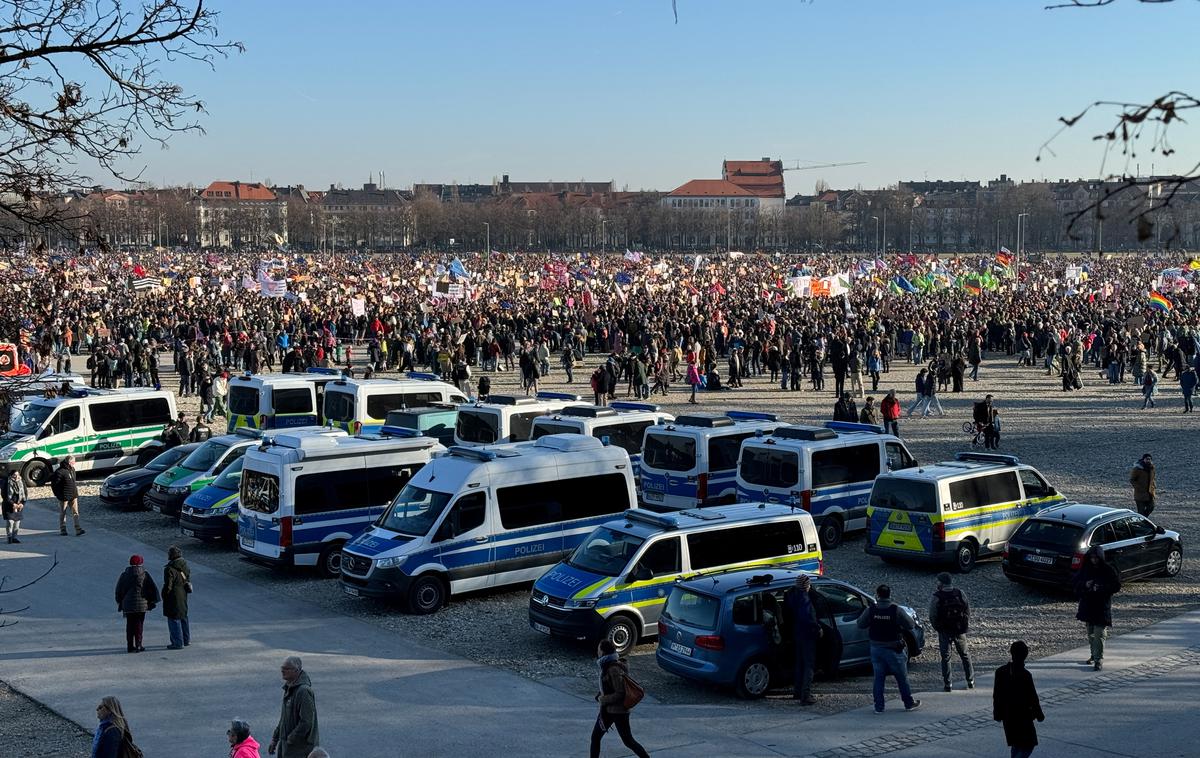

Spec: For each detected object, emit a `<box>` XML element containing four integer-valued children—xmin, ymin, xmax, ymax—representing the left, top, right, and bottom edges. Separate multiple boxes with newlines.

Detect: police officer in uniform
<box><xmin>856</xmin><ymin>584</ymin><xmax>921</xmax><ymax>714</ymax></box>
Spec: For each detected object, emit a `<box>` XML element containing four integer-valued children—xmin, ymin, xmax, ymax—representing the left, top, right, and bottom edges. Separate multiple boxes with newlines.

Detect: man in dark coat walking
<box><xmin>1073</xmin><ymin>545</ymin><xmax>1121</xmax><ymax>670</ymax></box>
<box><xmin>50</xmin><ymin>455</ymin><xmax>83</xmax><ymax>536</ymax></box>
<box><xmin>163</xmin><ymin>545</ymin><xmax>191</xmax><ymax>650</ymax></box>
<box><xmin>993</xmin><ymin>640</ymin><xmax>1044</xmax><ymax>758</ymax></box>
<box><xmin>271</xmin><ymin>656</ymin><xmax>319</xmax><ymax>758</ymax></box>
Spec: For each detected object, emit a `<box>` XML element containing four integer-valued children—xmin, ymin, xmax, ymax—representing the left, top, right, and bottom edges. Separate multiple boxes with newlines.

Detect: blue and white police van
<box><xmin>638</xmin><ymin>411</ymin><xmax>781</xmax><ymax>511</ymax></box>
<box><xmin>237</xmin><ymin>428</ymin><xmax>444</xmax><ymax>576</ymax></box>
<box><xmin>338</xmin><ymin>434</ymin><xmax>637</xmax><ymax>614</ymax></box>
<box><xmin>735</xmin><ymin>421</ymin><xmax>917</xmax><ymax>548</ymax></box>
<box><xmin>453</xmin><ymin>392</ymin><xmax>587</xmax><ymax>446</ymax></box>
<box><xmin>529</xmin><ymin>401</ymin><xmax>673</xmax><ymax>482</ymax></box>
<box><xmin>323</xmin><ymin>374</ymin><xmax>467</xmax><ymax>436</ymax></box>
<box><xmin>529</xmin><ymin>504</ymin><xmax>823</xmax><ymax>654</ymax></box>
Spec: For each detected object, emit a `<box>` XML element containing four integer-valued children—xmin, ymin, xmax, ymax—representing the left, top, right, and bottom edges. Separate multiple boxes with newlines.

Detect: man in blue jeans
<box><xmin>856</xmin><ymin>584</ymin><xmax>921</xmax><ymax>714</ymax></box>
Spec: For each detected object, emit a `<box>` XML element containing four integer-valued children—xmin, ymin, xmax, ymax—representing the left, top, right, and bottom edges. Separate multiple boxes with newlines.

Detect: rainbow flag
<box><xmin>1148</xmin><ymin>291</ymin><xmax>1174</xmax><ymax>312</ymax></box>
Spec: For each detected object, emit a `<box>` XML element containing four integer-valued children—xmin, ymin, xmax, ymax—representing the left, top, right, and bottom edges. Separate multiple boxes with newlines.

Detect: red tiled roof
<box><xmin>722</xmin><ymin>159</ymin><xmax>785</xmax><ymax>199</ymax></box>
<box><xmin>200</xmin><ymin>181</ymin><xmax>277</xmax><ymax>201</ymax></box>
<box><xmin>667</xmin><ymin>179</ymin><xmax>755</xmax><ymax>198</ymax></box>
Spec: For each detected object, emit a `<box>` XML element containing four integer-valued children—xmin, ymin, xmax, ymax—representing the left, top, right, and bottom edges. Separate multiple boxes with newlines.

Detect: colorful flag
<box><xmin>996</xmin><ymin>250</ymin><xmax>1013</xmax><ymax>267</ymax></box>
<box><xmin>1188</xmin><ymin>258</ymin><xmax>1200</xmax><ymax>271</ymax></box>
<box><xmin>1148</xmin><ymin>291</ymin><xmax>1174</xmax><ymax>312</ymax></box>
<box><xmin>893</xmin><ymin>276</ymin><xmax>918</xmax><ymax>294</ymax></box>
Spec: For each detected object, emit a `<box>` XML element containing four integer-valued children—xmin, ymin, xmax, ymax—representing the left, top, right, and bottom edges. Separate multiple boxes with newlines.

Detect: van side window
<box><xmin>366</xmin><ymin>463</ymin><xmax>418</xmax><ymax>505</ymax></box>
<box><xmin>509</xmin><ymin>411</ymin><xmax>542</xmax><ymax>441</ymax></box>
<box><xmin>731</xmin><ymin>593</ymin><xmax>759</xmax><ymax>626</ymax></box>
<box><xmin>435</xmin><ymin>492</ymin><xmax>486</xmax><ymax>541</ymax></box>
<box><xmin>687</xmin><ymin>520</ymin><xmax>807</xmax><ymax>570</ymax></box>
<box><xmin>273</xmin><ymin>388</ymin><xmax>313</xmax><ymax>415</ymax></box>
<box><xmin>949</xmin><ymin>471</ymin><xmax>1021</xmax><ymax>511</ymax></box>
<box><xmin>560</xmin><ymin>473</ymin><xmax>631</xmax><ymax>521</ymax></box>
<box><xmin>46</xmin><ymin>406</ymin><xmax>80</xmax><ymax>436</ymax></box>
<box><xmin>295</xmin><ymin>469</ymin><xmax>371</xmax><ymax>514</ymax></box>
<box><xmin>89</xmin><ymin>401</ymin><xmax>125</xmax><ymax>432</ymax></box>
<box><xmin>1018</xmin><ymin>469</ymin><xmax>1052</xmax><ymax>499</ymax></box>
<box><xmin>497</xmin><ymin>480</ymin><xmax>564</xmax><ymax>529</ymax></box>
<box><xmin>812</xmin><ymin>444</ymin><xmax>881</xmax><ymax>487</ymax></box>
<box><xmin>129</xmin><ymin>398</ymin><xmax>171</xmax><ymax>426</ymax></box>
<box><xmin>637</xmin><ymin>537</ymin><xmax>681</xmax><ymax>576</ymax></box>
<box><xmin>885</xmin><ymin>442</ymin><xmax>915</xmax><ymax>471</ymax></box>
<box><xmin>594</xmin><ymin>420</ymin><xmax>652</xmax><ymax>456</ymax></box>
<box><xmin>708</xmin><ymin>432</ymin><xmax>751</xmax><ymax>472</ymax></box>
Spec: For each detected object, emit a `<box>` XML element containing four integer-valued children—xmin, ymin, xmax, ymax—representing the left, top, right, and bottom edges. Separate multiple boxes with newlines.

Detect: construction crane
<box><xmin>781</xmin><ymin>160</ymin><xmax>866</xmax><ymax>172</ymax></box>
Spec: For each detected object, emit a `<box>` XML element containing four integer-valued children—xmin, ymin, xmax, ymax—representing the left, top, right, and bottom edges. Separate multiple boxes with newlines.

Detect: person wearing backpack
<box><xmin>929</xmin><ymin>572</ymin><xmax>975</xmax><ymax>692</ymax></box>
<box><xmin>590</xmin><ymin>638</ymin><xmax>650</xmax><ymax>758</ymax></box>
<box><xmin>92</xmin><ymin>695</ymin><xmax>142</xmax><ymax>758</ymax></box>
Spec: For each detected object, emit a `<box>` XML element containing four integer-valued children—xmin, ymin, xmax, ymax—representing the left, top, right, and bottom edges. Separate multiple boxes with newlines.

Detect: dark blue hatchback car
<box><xmin>657</xmin><ymin>567</ymin><xmax>925</xmax><ymax>698</ymax></box>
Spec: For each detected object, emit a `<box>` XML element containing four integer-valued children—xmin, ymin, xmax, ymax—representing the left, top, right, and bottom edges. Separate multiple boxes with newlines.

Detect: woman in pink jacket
<box><xmin>227</xmin><ymin>719</ymin><xmax>262</xmax><ymax>758</ymax></box>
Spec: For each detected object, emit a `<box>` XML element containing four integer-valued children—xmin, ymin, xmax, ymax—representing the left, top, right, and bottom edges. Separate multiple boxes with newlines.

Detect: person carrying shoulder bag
<box><xmin>590</xmin><ymin>639</ymin><xmax>650</xmax><ymax>758</ymax></box>
<box><xmin>163</xmin><ymin>545</ymin><xmax>192</xmax><ymax>650</ymax></box>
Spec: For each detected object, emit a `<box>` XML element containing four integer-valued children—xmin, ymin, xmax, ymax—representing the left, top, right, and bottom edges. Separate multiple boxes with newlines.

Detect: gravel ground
<box><xmin>4</xmin><ymin>352</ymin><xmax>1197</xmax><ymax>730</ymax></box>
<box><xmin>0</xmin><ymin>681</ymin><xmax>91</xmax><ymax>757</ymax></box>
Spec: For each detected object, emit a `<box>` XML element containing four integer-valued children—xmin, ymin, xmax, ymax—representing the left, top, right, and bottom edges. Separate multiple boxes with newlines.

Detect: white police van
<box><xmin>736</xmin><ymin>421</ymin><xmax>917</xmax><ymax>548</ymax></box>
<box><xmin>865</xmin><ymin>452</ymin><xmax>1067</xmax><ymax>572</ymax></box>
<box><xmin>226</xmin><ymin>369</ymin><xmax>341</xmax><ymax>434</ymax></box>
<box><xmin>338</xmin><ymin>434</ymin><xmax>637</xmax><ymax>614</ymax></box>
<box><xmin>453</xmin><ymin>392</ymin><xmax>586</xmax><ymax>446</ymax></box>
<box><xmin>529</xmin><ymin>504</ymin><xmax>823</xmax><ymax>654</ymax></box>
<box><xmin>237</xmin><ymin>428</ymin><xmax>444</xmax><ymax>576</ymax></box>
<box><xmin>639</xmin><ymin>411</ymin><xmax>781</xmax><ymax>511</ymax></box>
<box><xmin>530</xmin><ymin>402</ymin><xmax>673</xmax><ymax>481</ymax></box>
<box><xmin>323</xmin><ymin>374</ymin><xmax>467</xmax><ymax>435</ymax></box>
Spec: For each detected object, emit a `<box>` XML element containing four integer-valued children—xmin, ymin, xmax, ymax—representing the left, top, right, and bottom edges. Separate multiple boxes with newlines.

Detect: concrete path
<box><xmin>1</xmin><ymin>495</ymin><xmax>1197</xmax><ymax>757</ymax></box>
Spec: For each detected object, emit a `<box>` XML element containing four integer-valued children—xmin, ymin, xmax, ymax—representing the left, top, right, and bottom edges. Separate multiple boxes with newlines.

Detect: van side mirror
<box><xmin>1156</xmin><ymin>525</ymin><xmax>1166</xmax><ymax>535</ymax></box>
<box><xmin>627</xmin><ymin>564</ymin><xmax>652</xmax><ymax>584</ymax></box>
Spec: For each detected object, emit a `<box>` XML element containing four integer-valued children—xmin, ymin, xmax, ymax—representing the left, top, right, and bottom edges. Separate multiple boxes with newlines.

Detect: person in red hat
<box><xmin>115</xmin><ymin>555</ymin><xmax>159</xmax><ymax>653</ymax></box>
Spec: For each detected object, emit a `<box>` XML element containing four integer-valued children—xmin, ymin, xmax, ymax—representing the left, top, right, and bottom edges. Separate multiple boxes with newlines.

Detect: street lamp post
<box><xmin>484</xmin><ymin>222</ymin><xmax>490</xmax><ymax>255</ymax></box>
<box><xmin>870</xmin><ymin>216</ymin><xmax>879</xmax><ymax>255</ymax></box>
<box><xmin>881</xmin><ymin>207</ymin><xmax>887</xmax><ymax>256</ymax></box>
<box><xmin>600</xmin><ymin>219</ymin><xmax>607</xmax><ymax>252</ymax></box>
<box><xmin>1016</xmin><ymin>212</ymin><xmax>1030</xmax><ymax>287</ymax></box>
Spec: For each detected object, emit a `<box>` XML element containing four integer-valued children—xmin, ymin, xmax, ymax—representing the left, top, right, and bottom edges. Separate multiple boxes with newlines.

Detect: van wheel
<box><xmin>317</xmin><ymin>542</ymin><xmax>345</xmax><ymax>578</ymax></box>
<box><xmin>818</xmin><ymin>516</ymin><xmax>844</xmax><ymax>549</ymax></box>
<box><xmin>955</xmin><ymin>541</ymin><xmax>978</xmax><ymax>573</ymax></box>
<box><xmin>735</xmin><ymin>658</ymin><xmax>772</xmax><ymax>699</ymax></box>
<box><xmin>602</xmin><ymin>615</ymin><xmax>639</xmax><ymax>656</ymax></box>
<box><xmin>407</xmin><ymin>575</ymin><xmax>447</xmax><ymax>615</ymax></box>
<box><xmin>136</xmin><ymin>447</ymin><xmax>161</xmax><ymax>468</ymax></box>
<box><xmin>22</xmin><ymin>459</ymin><xmax>48</xmax><ymax>488</ymax></box>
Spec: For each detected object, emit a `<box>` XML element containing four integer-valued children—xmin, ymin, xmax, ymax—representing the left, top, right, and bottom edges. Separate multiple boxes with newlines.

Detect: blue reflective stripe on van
<box><xmin>294</xmin><ymin>506</ymin><xmax>383</xmax><ymax>547</ymax></box>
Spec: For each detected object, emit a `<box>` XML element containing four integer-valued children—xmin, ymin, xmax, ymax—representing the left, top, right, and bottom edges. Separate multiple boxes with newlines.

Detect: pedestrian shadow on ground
<box><xmin>0</xmin><ymin>646</ymin><xmax>138</xmax><ymax>661</ymax></box>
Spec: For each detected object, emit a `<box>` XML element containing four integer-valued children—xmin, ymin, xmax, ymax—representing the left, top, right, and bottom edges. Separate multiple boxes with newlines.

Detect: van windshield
<box><xmin>377</xmin><ymin>483</ymin><xmax>454</xmax><ymax>536</ymax></box>
<box><xmin>642</xmin><ymin>432</ymin><xmax>695</xmax><ymax>472</ymax></box>
<box><xmin>741</xmin><ymin>447</ymin><xmax>800</xmax><ymax>487</ymax></box>
<box><xmin>567</xmin><ymin>528</ymin><xmax>645</xmax><ymax>576</ymax></box>
<box><xmin>228</xmin><ymin>386</ymin><xmax>259</xmax><ymax>416</ymax></box>
<box><xmin>456</xmin><ymin>409</ymin><xmax>499</xmax><ymax>444</ymax></box>
<box><xmin>212</xmin><ymin>458</ymin><xmax>245</xmax><ymax>490</ymax></box>
<box><xmin>324</xmin><ymin>391</ymin><xmax>355</xmax><ymax>423</ymax></box>
<box><xmin>241</xmin><ymin>469</ymin><xmax>280</xmax><ymax>514</ymax></box>
<box><xmin>181</xmin><ymin>442</ymin><xmax>230</xmax><ymax>472</ymax></box>
<box><xmin>11</xmin><ymin>403</ymin><xmax>55</xmax><ymax>435</ymax></box>
<box><xmin>870</xmin><ymin>478</ymin><xmax>938</xmax><ymax>513</ymax></box>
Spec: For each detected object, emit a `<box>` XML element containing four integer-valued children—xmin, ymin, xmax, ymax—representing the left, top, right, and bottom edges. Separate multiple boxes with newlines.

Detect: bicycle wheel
<box><xmin>961</xmin><ymin>421</ymin><xmax>976</xmax><ymax>434</ymax></box>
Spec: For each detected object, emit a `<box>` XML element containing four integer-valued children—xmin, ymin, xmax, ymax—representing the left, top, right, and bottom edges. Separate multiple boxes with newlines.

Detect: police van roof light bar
<box><xmin>406</xmin><ymin>372</ymin><xmax>441</xmax><ymax>382</ymax></box>
<box><xmin>954</xmin><ymin>452</ymin><xmax>1020</xmax><ymax>466</ymax></box>
<box><xmin>448</xmin><ymin>446</ymin><xmax>498</xmax><ymax>462</ymax></box>
<box><xmin>623</xmin><ymin>509</ymin><xmax>678</xmax><ymax>530</ymax></box>
<box><xmin>536</xmin><ymin>391</ymin><xmax>581</xmax><ymax>402</ymax></box>
<box><xmin>824</xmin><ymin>421</ymin><xmax>884</xmax><ymax>435</ymax></box>
<box><xmin>609</xmin><ymin>402</ymin><xmax>661</xmax><ymax>413</ymax></box>
<box><xmin>726</xmin><ymin>411</ymin><xmax>780</xmax><ymax>422</ymax></box>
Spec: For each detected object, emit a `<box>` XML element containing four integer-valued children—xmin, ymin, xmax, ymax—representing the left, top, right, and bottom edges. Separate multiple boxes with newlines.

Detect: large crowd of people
<box><xmin>2</xmin><ymin>247</ymin><xmax>1197</xmax><ymax>415</ymax></box>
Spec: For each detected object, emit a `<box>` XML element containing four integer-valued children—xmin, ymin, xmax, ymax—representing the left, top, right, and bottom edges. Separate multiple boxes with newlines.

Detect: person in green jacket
<box><xmin>270</xmin><ymin>657</ymin><xmax>318</xmax><ymax>758</ymax></box>
<box><xmin>163</xmin><ymin>545</ymin><xmax>191</xmax><ymax>650</ymax></box>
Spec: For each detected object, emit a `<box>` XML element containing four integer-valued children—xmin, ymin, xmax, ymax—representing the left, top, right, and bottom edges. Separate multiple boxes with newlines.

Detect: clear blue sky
<box><xmin>125</xmin><ymin>0</ymin><xmax>1200</xmax><ymax>195</ymax></box>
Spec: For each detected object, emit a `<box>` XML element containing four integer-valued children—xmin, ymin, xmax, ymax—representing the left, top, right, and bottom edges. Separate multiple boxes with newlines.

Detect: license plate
<box><xmin>342</xmin><ymin>585</ymin><xmax>360</xmax><ymax>597</ymax></box>
<box><xmin>888</xmin><ymin>522</ymin><xmax>914</xmax><ymax>532</ymax></box>
<box><xmin>181</xmin><ymin>528</ymin><xmax>195</xmax><ymax>538</ymax></box>
<box><xmin>668</xmin><ymin>641</ymin><xmax>693</xmax><ymax>656</ymax></box>
<box><xmin>1025</xmin><ymin>554</ymin><xmax>1054</xmax><ymax>565</ymax></box>
<box><xmin>644</xmin><ymin>491</ymin><xmax>663</xmax><ymax>501</ymax></box>
<box><xmin>240</xmin><ymin>535</ymin><xmax>254</xmax><ymax>549</ymax></box>
<box><xmin>531</xmin><ymin>621</ymin><xmax>551</xmax><ymax>635</ymax></box>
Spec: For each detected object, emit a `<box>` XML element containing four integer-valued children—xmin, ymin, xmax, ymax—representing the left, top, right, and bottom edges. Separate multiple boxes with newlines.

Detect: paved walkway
<box><xmin>1</xmin><ymin>496</ymin><xmax>1197</xmax><ymax>757</ymax></box>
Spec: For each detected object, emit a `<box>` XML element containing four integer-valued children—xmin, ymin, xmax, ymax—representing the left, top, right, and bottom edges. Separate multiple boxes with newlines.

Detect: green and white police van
<box><xmin>0</xmin><ymin>388</ymin><xmax>176</xmax><ymax>486</ymax></box>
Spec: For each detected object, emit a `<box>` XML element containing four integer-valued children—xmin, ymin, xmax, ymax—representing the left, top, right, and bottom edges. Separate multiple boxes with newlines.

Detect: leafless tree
<box><xmin>0</xmin><ymin>553</ymin><xmax>58</xmax><ymax>628</ymax></box>
<box><xmin>1040</xmin><ymin>0</ymin><xmax>1197</xmax><ymax>243</ymax></box>
<box><xmin>0</xmin><ymin>0</ymin><xmax>241</xmax><ymax>239</ymax></box>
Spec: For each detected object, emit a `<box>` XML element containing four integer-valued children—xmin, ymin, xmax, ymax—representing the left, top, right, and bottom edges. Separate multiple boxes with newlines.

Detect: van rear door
<box><xmin>240</xmin><ymin>466</ymin><xmax>283</xmax><ymax>558</ymax></box>
<box><xmin>641</xmin><ymin>430</ymin><xmax>697</xmax><ymax>510</ymax></box>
